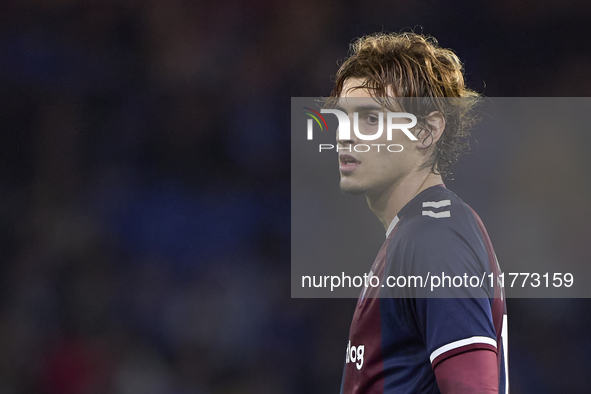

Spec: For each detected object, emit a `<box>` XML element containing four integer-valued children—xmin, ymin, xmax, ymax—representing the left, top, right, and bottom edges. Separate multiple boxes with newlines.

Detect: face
<box><xmin>336</xmin><ymin>78</ymin><xmax>423</xmax><ymax>198</ymax></box>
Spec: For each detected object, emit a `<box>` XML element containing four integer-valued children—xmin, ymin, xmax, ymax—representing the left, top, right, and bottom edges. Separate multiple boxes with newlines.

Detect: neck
<box><xmin>367</xmin><ymin>172</ymin><xmax>443</xmax><ymax>230</ymax></box>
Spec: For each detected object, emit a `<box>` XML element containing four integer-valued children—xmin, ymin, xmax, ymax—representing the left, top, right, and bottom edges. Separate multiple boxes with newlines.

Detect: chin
<box><xmin>339</xmin><ymin>180</ymin><xmax>367</xmax><ymax>196</ymax></box>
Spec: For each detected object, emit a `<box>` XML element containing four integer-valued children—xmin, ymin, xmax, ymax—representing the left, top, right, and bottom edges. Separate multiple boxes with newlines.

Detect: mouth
<box><xmin>339</xmin><ymin>154</ymin><xmax>361</xmax><ymax>173</ymax></box>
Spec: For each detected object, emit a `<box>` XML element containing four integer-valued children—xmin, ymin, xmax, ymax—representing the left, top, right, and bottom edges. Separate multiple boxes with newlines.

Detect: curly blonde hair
<box><xmin>331</xmin><ymin>32</ymin><xmax>481</xmax><ymax>179</ymax></box>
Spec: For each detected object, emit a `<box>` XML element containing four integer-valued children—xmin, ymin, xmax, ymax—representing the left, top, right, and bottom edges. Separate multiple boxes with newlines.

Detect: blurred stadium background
<box><xmin>1</xmin><ymin>0</ymin><xmax>591</xmax><ymax>393</ymax></box>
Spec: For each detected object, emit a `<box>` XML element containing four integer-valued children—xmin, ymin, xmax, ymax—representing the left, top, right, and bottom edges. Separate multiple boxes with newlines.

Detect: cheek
<box><xmin>368</xmin><ymin>152</ymin><xmax>394</xmax><ymax>171</ymax></box>
<box><xmin>379</xmin><ymin>149</ymin><xmax>408</xmax><ymax>171</ymax></box>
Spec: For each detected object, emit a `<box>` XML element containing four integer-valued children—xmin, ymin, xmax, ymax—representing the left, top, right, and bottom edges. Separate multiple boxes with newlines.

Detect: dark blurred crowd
<box><xmin>1</xmin><ymin>1</ymin><xmax>591</xmax><ymax>393</ymax></box>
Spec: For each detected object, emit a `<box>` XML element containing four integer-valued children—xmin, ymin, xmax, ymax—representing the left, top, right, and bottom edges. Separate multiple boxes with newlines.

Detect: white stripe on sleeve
<box><xmin>422</xmin><ymin>199</ymin><xmax>451</xmax><ymax>208</ymax></box>
<box><xmin>430</xmin><ymin>336</ymin><xmax>497</xmax><ymax>363</ymax></box>
<box><xmin>422</xmin><ymin>210</ymin><xmax>451</xmax><ymax>218</ymax></box>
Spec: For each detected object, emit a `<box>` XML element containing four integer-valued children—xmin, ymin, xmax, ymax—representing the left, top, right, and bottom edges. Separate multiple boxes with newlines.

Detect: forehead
<box><xmin>341</xmin><ymin>77</ymin><xmax>373</xmax><ymax>98</ymax></box>
<box><xmin>341</xmin><ymin>77</ymin><xmax>396</xmax><ymax>97</ymax></box>
<box><xmin>337</xmin><ymin>77</ymin><xmax>398</xmax><ymax>111</ymax></box>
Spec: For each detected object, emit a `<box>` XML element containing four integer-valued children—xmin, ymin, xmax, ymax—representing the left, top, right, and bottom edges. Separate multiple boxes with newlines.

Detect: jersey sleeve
<box><xmin>414</xmin><ymin>297</ymin><xmax>498</xmax><ymax>367</ymax></box>
<box><xmin>386</xmin><ymin>210</ymin><xmax>499</xmax><ymax>368</ymax></box>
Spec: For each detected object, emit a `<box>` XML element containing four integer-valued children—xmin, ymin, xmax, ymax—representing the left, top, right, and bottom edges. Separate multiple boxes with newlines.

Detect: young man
<box><xmin>333</xmin><ymin>33</ymin><xmax>508</xmax><ymax>393</ymax></box>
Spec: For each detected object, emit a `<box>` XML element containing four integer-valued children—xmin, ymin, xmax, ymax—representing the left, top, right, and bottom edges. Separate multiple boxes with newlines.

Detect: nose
<box><xmin>336</xmin><ymin>114</ymin><xmax>357</xmax><ymax>146</ymax></box>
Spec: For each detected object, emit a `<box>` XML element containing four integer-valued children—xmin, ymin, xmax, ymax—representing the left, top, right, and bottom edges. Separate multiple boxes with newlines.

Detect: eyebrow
<box><xmin>334</xmin><ymin>103</ymin><xmax>384</xmax><ymax>113</ymax></box>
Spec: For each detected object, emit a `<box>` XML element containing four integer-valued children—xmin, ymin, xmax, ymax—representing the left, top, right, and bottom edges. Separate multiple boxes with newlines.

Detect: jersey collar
<box><xmin>385</xmin><ymin>184</ymin><xmax>447</xmax><ymax>238</ymax></box>
<box><xmin>385</xmin><ymin>216</ymin><xmax>399</xmax><ymax>238</ymax></box>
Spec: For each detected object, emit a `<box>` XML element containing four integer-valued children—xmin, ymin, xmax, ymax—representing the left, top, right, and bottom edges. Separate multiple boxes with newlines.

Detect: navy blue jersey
<box><xmin>341</xmin><ymin>185</ymin><xmax>508</xmax><ymax>393</ymax></box>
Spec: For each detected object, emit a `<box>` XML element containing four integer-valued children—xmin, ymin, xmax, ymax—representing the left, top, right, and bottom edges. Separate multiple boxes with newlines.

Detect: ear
<box><xmin>416</xmin><ymin>111</ymin><xmax>445</xmax><ymax>149</ymax></box>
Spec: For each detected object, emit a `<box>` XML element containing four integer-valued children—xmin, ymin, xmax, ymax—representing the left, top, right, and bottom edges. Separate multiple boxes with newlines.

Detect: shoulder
<box><xmin>397</xmin><ymin>185</ymin><xmax>478</xmax><ymax>245</ymax></box>
<box><xmin>387</xmin><ymin>186</ymin><xmax>490</xmax><ymax>281</ymax></box>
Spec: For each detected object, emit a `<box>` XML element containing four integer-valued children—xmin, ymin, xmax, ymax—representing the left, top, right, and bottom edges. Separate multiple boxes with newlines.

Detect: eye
<box><xmin>365</xmin><ymin>114</ymin><xmax>380</xmax><ymax>125</ymax></box>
